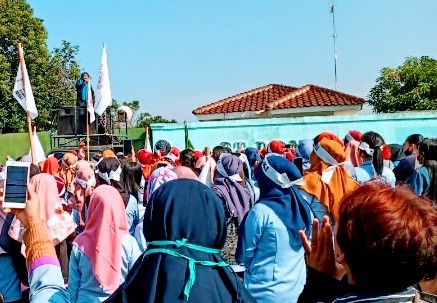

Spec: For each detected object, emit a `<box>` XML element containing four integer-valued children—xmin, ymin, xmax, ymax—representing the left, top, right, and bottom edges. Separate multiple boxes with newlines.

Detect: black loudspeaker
<box><xmin>57</xmin><ymin>107</ymin><xmax>96</xmax><ymax>135</ymax></box>
<box><xmin>57</xmin><ymin>107</ymin><xmax>76</xmax><ymax>135</ymax></box>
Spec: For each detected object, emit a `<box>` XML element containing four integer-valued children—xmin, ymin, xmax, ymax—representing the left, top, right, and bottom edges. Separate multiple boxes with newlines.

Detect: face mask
<box><xmin>405</xmin><ymin>150</ymin><xmax>413</xmax><ymax>156</ymax></box>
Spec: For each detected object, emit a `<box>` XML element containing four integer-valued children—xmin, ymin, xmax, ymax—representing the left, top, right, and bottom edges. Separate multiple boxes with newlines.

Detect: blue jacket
<box><xmin>353</xmin><ymin>161</ymin><xmax>396</xmax><ymax>188</ymax></box>
<box><xmin>237</xmin><ymin>202</ymin><xmax>309</xmax><ymax>303</ymax></box>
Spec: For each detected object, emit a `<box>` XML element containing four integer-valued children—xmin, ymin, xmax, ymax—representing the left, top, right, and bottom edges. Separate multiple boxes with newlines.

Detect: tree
<box><xmin>367</xmin><ymin>56</ymin><xmax>437</xmax><ymax>113</ymax></box>
<box><xmin>0</xmin><ymin>0</ymin><xmax>81</xmax><ymax>133</ymax></box>
<box><xmin>136</xmin><ymin>112</ymin><xmax>176</xmax><ymax>128</ymax></box>
<box><xmin>46</xmin><ymin>40</ymin><xmax>81</xmax><ymax>109</ymax></box>
<box><xmin>0</xmin><ymin>0</ymin><xmax>50</xmax><ymax>132</ymax></box>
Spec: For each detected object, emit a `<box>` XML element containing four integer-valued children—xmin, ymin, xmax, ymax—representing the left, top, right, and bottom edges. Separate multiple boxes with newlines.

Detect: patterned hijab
<box><xmin>146</xmin><ymin>167</ymin><xmax>178</xmax><ymax>203</ymax></box>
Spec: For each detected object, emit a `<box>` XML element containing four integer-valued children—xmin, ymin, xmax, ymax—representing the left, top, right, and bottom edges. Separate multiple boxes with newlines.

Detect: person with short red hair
<box><xmin>299</xmin><ymin>182</ymin><xmax>437</xmax><ymax>303</ymax></box>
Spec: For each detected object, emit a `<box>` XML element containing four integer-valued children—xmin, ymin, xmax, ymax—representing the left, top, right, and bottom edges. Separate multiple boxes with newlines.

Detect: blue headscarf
<box><xmin>245</xmin><ymin>147</ymin><xmax>261</xmax><ymax>167</ymax></box>
<box><xmin>105</xmin><ymin>179</ymin><xmax>256</xmax><ymax>303</ymax></box>
<box><xmin>76</xmin><ymin>72</ymin><xmax>90</xmax><ymax>102</ymax></box>
<box><xmin>255</xmin><ymin>155</ymin><xmax>312</xmax><ymax>240</ymax></box>
<box><xmin>297</xmin><ymin>139</ymin><xmax>314</xmax><ymax>171</ymax></box>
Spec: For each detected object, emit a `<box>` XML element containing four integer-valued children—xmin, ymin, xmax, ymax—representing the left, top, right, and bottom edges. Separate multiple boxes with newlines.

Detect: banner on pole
<box><xmin>94</xmin><ymin>43</ymin><xmax>112</xmax><ymax>116</ymax></box>
<box><xmin>13</xmin><ymin>45</ymin><xmax>38</xmax><ymax>119</ymax></box>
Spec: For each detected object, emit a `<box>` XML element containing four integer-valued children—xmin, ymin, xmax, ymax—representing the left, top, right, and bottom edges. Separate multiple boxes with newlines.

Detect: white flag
<box><xmin>29</xmin><ymin>132</ymin><xmax>46</xmax><ymax>164</ymax></box>
<box><xmin>94</xmin><ymin>44</ymin><xmax>112</xmax><ymax>115</ymax></box>
<box><xmin>13</xmin><ymin>45</ymin><xmax>38</xmax><ymax>119</ymax></box>
<box><xmin>145</xmin><ymin>130</ymin><xmax>152</xmax><ymax>152</ymax></box>
<box><xmin>198</xmin><ymin>157</ymin><xmax>213</xmax><ymax>187</ymax></box>
<box><xmin>87</xmin><ymin>79</ymin><xmax>95</xmax><ymax>123</ymax></box>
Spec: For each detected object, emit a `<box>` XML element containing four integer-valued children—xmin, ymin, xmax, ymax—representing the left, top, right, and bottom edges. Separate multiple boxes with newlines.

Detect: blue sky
<box><xmin>28</xmin><ymin>0</ymin><xmax>437</xmax><ymax>121</ymax></box>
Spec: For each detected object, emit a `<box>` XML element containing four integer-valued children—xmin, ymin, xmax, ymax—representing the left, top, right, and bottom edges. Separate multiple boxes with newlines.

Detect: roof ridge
<box><xmin>192</xmin><ymin>84</ymin><xmax>274</xmax><ymax>114</ymax></box>
<box><xmin>266</xmin><ymin>85</ymin><xmax>311</xmax><ymax>111</ymax></box>
<box><xmin>307</xmin><ymin>84</ymin><xmax>363</xmax><ymax>101</ymax></box>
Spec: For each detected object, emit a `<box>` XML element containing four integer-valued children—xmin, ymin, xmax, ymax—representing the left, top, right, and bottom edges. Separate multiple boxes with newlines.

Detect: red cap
<box><xmin>349</xmin><ymin>130</ymin><xmax>363</xmax><ymax>142</ymax></box>
<box><xmin>267</xmin><ymin>140</ymin><xmax>284</xmax><ymax>154</ymax></box>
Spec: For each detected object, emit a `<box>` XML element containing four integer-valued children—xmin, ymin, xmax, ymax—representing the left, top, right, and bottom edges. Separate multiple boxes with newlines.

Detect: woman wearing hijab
<box><xmin>236</xmin><ymin>155</ymin><xmax>312</xmax><ymax>303</ymax></box>
<box><xmin>59</xmin><ymin>151</ymin><xmax>78</xmax><ymax>194</ymax></box>
<box><xmin>244</xmin><ymin>147</ymin><xmax>261</xmax><ymax>179</ymax></box>
<box><xmin>69</xmin><ymin>185</ymin><xmax>141</xmax><ymax>303</ymax></box>
<box><xmin>72</xmin><ymin>162</ymin><xmax>96</xmax><ymax>229</ymax></box>
<box><xmin>343</xmin><ymin>133</ymin><xmax>363</xmax><ymax>167</ymax></box>
<box><xmin>96</xmin><ymin>157</ymin><xmax>139</xmax><ymax>235</ymax></box>
<box><xmin>212</xmin><ymin>154</ymin><xmax>253</xmax><ymax>269</ymax></box>
<box><xmin>42</xmin><ymin>157</ymin><xmax>60</xmax><ymax>175</ymax></box>
<box><xmin>134</xmin><ymin>167</ymin><xmax>178</xmax><ymax>252</ymax></box>
<box><xmin>43</xmin><ymin>156</ymin><xmax>67</xmax><ymax>200</ymax></box>
<box><xmin>237</xmin><ymin>153</ymin><xmax>260</xmax><ymax>203</ymax></box>
<box><xmin>105</xmin><ymin>179</ymin><xmax>256</xmax><ymax>303</ymax></box>
<box><xmin>297</xmin><ymin>138</ymin><xmax>359</xmax><ymax>222</ymax></box>
<box><xmin>76</xmin><ymin>72</ymin><xmax>94</xmax><ymax>107</ymax></box>
<box><xmin>9</xmin><ymin>174</ymin><xmax>77</xmax><ymax>283</ymax></box>
<box><xmin>296</xmin><ymin>139</ymin><xmax>314</xmax><ymax>173</ymax></box>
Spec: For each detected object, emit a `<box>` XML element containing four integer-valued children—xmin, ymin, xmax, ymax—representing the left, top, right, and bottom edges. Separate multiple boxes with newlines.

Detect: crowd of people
<box><xmin>0</xmin><ymin>130</ymin><xmax>436</xmax><ymax>303</ymax></box>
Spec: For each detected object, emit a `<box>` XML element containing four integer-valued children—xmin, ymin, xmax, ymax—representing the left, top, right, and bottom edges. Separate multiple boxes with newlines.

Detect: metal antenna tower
<box><xmin>330</xmin><ymin>3</ymin><xmax>338</xmax><ymax>90</ymax></box>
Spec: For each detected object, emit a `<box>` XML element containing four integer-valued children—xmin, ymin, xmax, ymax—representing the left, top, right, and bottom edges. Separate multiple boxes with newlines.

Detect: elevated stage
<box><xmin>50</xmin><ymin>106</ymin><xmax>128</xmax><ymax>154</ymax></box>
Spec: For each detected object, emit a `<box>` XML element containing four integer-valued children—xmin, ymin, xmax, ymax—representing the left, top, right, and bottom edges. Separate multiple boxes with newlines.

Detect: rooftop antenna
<box><xmin>330</xmin><ymin>2</ymin><xmax>338</xmax><ymax>90</ymax></box>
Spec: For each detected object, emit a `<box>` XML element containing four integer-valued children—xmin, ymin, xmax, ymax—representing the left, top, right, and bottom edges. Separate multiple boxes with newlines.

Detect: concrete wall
<box><xmin>151</xmin><ymin>111</ymin><xmax>437</xmax><ymax>150</ymax></box>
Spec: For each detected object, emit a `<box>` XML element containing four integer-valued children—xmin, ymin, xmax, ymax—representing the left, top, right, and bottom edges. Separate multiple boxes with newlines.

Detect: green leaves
<box><xmin>367</xmin><ymin>56</ymin><xmax>437</xmax><ymax>113</ymax></box>
<box><xmin>0</xmin><ymin>0</ymin><xmax>80</xmax><ymax>133</ymax></box>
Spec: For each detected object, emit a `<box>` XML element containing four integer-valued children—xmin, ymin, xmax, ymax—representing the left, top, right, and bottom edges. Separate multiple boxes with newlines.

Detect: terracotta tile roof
<box><xmin>192</xmin><ymin>84</ymin><xmax>364</xmax><ymax>115</ymax></box>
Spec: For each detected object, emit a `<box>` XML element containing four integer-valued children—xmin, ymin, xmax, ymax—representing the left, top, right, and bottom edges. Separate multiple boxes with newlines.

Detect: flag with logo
<box><xmin>94</xmin><ymin>43</ymin><xmax>112</xmax><ymax>115</ymax></box>
<box><xmin>13</xmin><ymin>45</ymin><xmax>38</xmax><ymax>119</ymax></box>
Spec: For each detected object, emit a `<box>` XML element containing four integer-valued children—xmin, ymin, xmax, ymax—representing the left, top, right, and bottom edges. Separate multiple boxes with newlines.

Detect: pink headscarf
<box><xmin>73</xmin><ymin>185</ymin><xmax>128</xmax><ymax>292</ymax></box>
<box><xmin>42</xmin><ymin>157</ymin><xmax>60</xmax><ymax>175</ymax></box>
<box><xmin>30</xmin><ymin>173</ymin><xmax>60</xmax><ymax>220</ymax></box>
<box><xmin>344</xmin><ymin>139</ymin><xmax>363</xmax><ymax>167</ymax></box>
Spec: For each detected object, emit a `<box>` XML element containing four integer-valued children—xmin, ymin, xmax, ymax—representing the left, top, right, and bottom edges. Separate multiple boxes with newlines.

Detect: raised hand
<box><xmin>299</xmin><ymin>216</ymin><xmax>346</xmax><ymax>280</ymax></box>
<box><xmin>0</xmin><ymin>184</ymin><xmax>41</xmax><ymax>228</ymax></box>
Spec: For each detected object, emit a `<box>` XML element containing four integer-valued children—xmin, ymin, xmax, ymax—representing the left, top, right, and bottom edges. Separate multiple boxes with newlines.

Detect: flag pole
<box><xmin>86</xmin><ymin>109</ymin><xmax>90</xmax><ymax>161</ymax></box>
<box><xmin>18</xmin><ymin>43</ymin><xmax>36</xmax><ymax>165</ymax></box>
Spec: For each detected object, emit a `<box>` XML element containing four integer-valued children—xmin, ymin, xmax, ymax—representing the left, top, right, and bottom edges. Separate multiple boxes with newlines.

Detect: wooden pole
<box><xmin>86</xmin><ymin>109</ymin><xmax>90</xmax><ymax>161</ymax></box>
<box><xmin>18</xmin><ymin>43</ymin><xmax>36</xmax><ymax>165</ymax></box>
